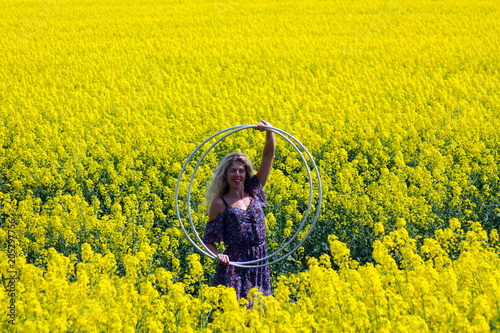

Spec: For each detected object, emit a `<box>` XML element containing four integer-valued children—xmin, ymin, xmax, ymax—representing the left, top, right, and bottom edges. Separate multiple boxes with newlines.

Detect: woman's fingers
<box><xmin>254</xmin><ymin>120</ymin><xmax>271</xmax><ymax>131</ymax></box>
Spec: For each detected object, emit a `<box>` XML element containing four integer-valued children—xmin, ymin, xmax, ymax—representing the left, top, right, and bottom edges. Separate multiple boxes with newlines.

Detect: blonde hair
<box><xmin>204</xmin><ymin>152</ymin><xmax>254</xmax><ymax>213</ymax></box>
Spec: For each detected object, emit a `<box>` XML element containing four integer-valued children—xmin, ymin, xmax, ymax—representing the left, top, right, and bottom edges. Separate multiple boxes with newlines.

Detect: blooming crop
<box><xmin>1</xmin><ymin>0</ymin><xmax>499</xmax><ymax>331</ymax></box>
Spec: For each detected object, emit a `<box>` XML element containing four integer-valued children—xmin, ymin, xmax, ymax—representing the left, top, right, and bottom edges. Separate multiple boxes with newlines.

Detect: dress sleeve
<box><xmin>203</xmin><ymin>214</ymin><xmax>225</xmax><ymax>243</ymax></box>
<box><xmin>247</xmin><ymin>174</ymin><xmax>266</xmax><ymax>208</ymax></box>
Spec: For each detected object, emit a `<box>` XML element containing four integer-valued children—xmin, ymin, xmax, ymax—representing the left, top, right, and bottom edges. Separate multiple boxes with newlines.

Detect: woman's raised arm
<box><xmin>254</xmin><ymin>120</ymin><xmax>275</xmax><ymax>187</ymax></box>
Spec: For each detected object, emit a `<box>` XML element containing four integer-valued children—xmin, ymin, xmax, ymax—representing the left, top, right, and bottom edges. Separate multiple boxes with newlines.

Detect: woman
<box><xmin>203</xmin><ymin>120</ymin><xmax>275</xmax><ymax>300</ymax></box>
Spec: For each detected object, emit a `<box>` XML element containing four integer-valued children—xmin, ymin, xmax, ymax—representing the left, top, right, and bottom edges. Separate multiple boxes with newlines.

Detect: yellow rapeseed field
<box><xmin>1</xmin><ymin>0</ymin><xmax>499</xmax><ymax>331</ymax></box>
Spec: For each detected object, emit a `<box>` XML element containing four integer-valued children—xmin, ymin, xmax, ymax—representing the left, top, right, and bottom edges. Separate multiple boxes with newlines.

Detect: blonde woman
<box><xmin>203</xmin><ymin>120</ymin><xmax>275</xmax><ymax>300</ymax></box>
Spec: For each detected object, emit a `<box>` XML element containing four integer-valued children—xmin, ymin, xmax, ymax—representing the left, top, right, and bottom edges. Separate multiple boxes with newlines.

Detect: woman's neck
<box><xmin>227</xmin><ymin>187</ymin><xmax>245</xmax><ymax>200</ymax></box>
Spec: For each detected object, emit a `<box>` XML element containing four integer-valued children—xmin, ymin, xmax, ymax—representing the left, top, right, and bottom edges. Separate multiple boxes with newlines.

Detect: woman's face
<box><xmin>226</xmin><ymin>161</ymin><xmax>246</xmax><ymax>190</ymax></box>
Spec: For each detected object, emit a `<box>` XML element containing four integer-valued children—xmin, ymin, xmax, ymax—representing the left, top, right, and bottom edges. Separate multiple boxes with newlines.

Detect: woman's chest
<box><xmin>225</xmin><ymin>200</ymin><xmax>265</xmax><ymax>229</ymax></box>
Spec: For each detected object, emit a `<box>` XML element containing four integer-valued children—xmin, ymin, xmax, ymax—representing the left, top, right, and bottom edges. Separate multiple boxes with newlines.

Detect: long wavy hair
<box><xmin>204</xmin><ymin>152</ymin><xmax>254</xmax><ymax>213</ymax></box>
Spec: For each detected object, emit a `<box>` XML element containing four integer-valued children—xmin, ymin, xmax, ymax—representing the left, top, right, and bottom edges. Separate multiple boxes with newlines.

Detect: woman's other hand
<box><xmin>205</xmin><ymin>242</ymin><xmax>229</xmax><ymax>265</ymax></box>
<box><xmin>217</xmin><ymin>253</ymin><xmax>230</xmax><ymax>266</ymax></box>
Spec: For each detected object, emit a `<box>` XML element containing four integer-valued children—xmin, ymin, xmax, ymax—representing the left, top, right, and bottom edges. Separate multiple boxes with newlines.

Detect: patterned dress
<box><xmin>203</xmin><ymin>174</ymin><xmax>272</xmax><ymax>300</ymax></box>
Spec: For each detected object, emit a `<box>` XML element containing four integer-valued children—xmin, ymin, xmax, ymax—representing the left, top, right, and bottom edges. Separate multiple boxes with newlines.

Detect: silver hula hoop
<box><xmin>187</xmin><ymin>126</ymin><xmax>313</xmax><ymax>265</ymax></box>
<box><xmin>175</xmin><ymin>125</ymin><xmax>322</xmax><ymax>268</ymax></box>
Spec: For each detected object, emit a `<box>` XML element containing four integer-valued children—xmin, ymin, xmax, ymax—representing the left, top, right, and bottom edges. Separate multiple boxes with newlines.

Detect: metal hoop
<box><xmin>187</xmin><ymin>126</ymin><xmax>312</xmax><ymax>265</ymax></box>
<box><xmin>175</xmin><ymin>125</ymin><xmax>322</xmax><ymax>268</ymax></box>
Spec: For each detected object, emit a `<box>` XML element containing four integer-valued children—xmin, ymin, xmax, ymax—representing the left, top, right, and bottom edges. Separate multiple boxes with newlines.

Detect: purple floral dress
<box><xmin>203</xmin><ymin>175</ymin><xmax>271</xmax><ymax>300</ymax></box>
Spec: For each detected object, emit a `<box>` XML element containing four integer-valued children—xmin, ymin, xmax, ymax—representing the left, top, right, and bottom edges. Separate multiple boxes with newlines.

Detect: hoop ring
<box><xmin>175</xmin><ymin>125</ymin><xmax>322</xmax><ymax>268</ymax></box>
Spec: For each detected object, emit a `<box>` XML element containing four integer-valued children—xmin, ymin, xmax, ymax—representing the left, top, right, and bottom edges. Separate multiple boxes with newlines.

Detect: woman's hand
<box><xmin>217</xmin><ymin>253</ymin><xmax>230</xmax><ymax>266</ymax></box>
<box><xmin>205</xmin><ymin>242</ymin><xmax>230</xmax><ymax>265</ymax></box>
<box><xmin>254</xmin><ymin>119</ymin><xmax>271</xmax><ymax>132</ymax></box>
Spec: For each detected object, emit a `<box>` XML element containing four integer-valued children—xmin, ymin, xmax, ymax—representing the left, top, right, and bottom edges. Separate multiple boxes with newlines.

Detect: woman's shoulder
<box><xmin>247</xmin><ymin>174</ymin><xmax>261</xmax><ymax>187</ymax></box>
<box><xmin>247</xmin><ymin>174</ymin><xmax>266</xmax><ymax>205</ymax></box>
<box><xmin>209</xmin><ymin>197</ymin><xmax>227</xmax><ymax>221</ymax></box>
<box><xmin>248</xmin><ymin>174</ymin><xmax>264</xmax><ymax>191</ymax></box>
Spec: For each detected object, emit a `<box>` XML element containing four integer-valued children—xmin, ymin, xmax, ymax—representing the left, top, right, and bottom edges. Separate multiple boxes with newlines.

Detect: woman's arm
<box><xmin>255</xmin><ymin>120</ymin><xmax>275</xmax><ymax>187</ymax></box>
<box><xmin>204</xmin><ymin>198</ymin><xmax>230</xmax><ymax>265</ymax></box>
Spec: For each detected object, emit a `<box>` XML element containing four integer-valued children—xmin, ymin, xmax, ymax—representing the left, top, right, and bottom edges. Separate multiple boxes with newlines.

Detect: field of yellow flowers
<box><xmin>1</xmin><ymin>0</ymin><xmax>499</xmax><ymax>331</ymax></box>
